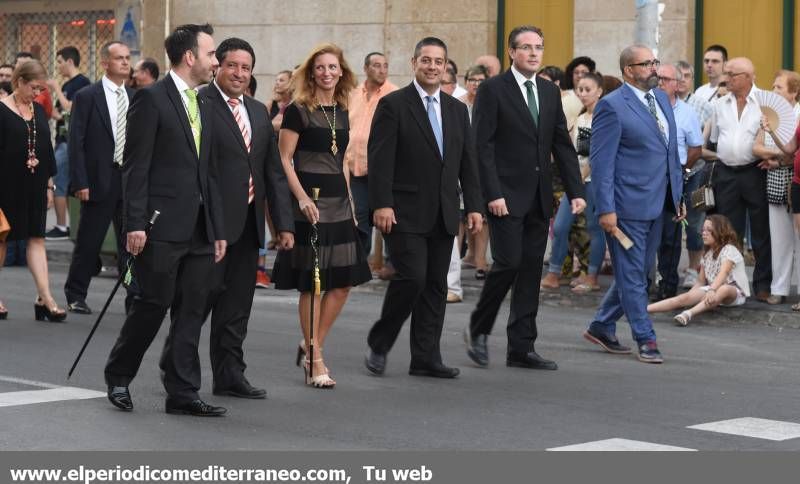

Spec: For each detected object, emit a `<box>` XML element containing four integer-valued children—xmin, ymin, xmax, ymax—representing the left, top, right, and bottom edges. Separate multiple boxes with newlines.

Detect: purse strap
<box><xmin>706</xmin><ymin>161</ymin><xmax>716</xmax><ymax>186</ymax></box>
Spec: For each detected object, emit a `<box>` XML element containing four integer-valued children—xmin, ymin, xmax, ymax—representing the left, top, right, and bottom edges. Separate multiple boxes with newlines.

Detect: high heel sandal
<box><xmin>34</xmin><ymin>297</ymin><xmax>67</xmax><ymax>323</ymax></box>
<box><xmin>296</xmin><ymin>341</ymin><xmax>330</xmax><ymax>374</ymax></box>
<box><xmin>302</xmin><ymin>358</ymin><xmax>335</xmax><ymax>389</ymax></box>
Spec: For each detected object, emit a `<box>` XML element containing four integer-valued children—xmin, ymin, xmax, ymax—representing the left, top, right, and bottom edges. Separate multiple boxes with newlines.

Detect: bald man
<box><xmin>474</xmin><ymin>55</ymin><xmax>501</xmax><ymax>77</ymax></box>
<box><xmin>707</xmin><ymin>57</ymin><xmax>772</xmax><ymax>300</ymax></box>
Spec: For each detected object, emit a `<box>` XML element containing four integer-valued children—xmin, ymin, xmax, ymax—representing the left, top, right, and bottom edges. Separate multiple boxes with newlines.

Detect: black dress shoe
<box><xmin>463</xmin><ymin>327</ymin><xmax>488</xmax><ymax>367</ymax></box>
<box><xmin>67</xmin><ymin>300</ymin><xmax>92</xmax><ymax>315</ymax></box>
<box><xmin>506</xmin><ymin>351</ymin><xmax>558</xmax><ymax>370</ymax></box>
<box><xmin>583</xmin><ymin>328</ymin><xmax>632</xmax><ymax>354</ymax></box>
<box><xmin>165</xmin><ymin>399</ymin><xmax>227</xmax><ymax>416</ymax></box>
<box><xmin>213</xmin><ymin>380</ymin><xmax>266</xmax><ymax>399</ymax></box>
<box><xmin>409</xmin><ymin>362</ymin><xmax>460</xmax><ymax>378</ymax></box>
<box><xmin>107</xmin><ymin>386</ymin><xmax>133</xmax><ymax>411</ymax></box>
<box><xmin>364</xmin><ymin>349</ymin><xmax>386</xmax><ymax>375</ymax></box>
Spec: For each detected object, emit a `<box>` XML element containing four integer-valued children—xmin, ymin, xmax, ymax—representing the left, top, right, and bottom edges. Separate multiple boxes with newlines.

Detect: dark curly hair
<box><xmin>564</xmin><ymin>56</ymin><xmax>596</xmax><ymax>90</ymax></box>
<box><xmin>704</xmin><ymin>214</ymin><xmax>741</xmax><ymax>258</ymax></box>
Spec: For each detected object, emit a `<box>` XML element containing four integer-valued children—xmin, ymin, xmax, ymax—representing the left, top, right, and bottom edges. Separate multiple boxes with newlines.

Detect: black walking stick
<box><xmin>67</xmin><ymin>210</ymin><xmax>160</xmax><ymax>379</ymax></box>
<box><xmin>307</xmin><ymin>188</ymin><xmax>321</xmax><ymax>382</ymax></box>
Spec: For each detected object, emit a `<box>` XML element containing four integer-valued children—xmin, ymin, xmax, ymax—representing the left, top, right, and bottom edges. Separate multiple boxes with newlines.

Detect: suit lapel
<box><xmin>404</xmin><ymin>83</ymin><xmax>443</xmax><ymax>161</ymax></box>
<box><xmin>441</xmin><ymin>95</ymin><xmax>457</xmax><ymax>164</ymax></box>
<box><xmin>163</xmin><ymin>74</ymin><xmax>199</xmax><ymax>159</ymax></box>
<box><xmin>208</xmin><ymin>85</ymin><xmax>249</xmax><ymax>154</ymax></box>
<box><xmin>622</xmin><ymin>84</ymin><xmax>665</xmax><ymax>144</ymax></box>
<box><xmin>502</xmin><ymin>70</ymin><xmax>538</xmax><ymax>140</ymax></box>
<box><xmin>92</xmin><ymin>83</ymin><xmax>114</xmax><ymax>139</ymax></box>
<box><xmin>655</xmin><ymin>90</ymin><xmax>673</xmax><ymax>147</ymax></box>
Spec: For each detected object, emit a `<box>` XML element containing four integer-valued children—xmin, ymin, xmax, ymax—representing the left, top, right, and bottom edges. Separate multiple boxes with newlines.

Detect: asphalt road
<box><xmin>1</xmin><ymin>262</ymin><xmax>799</xmax><ymax>451</ymax></box>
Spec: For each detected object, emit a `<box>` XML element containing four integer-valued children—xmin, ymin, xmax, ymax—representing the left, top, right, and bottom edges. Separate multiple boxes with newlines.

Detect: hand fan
<box><xmin>755</xmin><ymin>90</ymin><xmax>796</xmax><ymax>145</ymax></box>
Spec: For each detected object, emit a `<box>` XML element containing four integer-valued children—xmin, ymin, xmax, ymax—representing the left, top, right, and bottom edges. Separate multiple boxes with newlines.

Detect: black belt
<box><xmin>720</xmin><ymin>160</ymin><xmax>760</xmax><ymax>172</ymax></box>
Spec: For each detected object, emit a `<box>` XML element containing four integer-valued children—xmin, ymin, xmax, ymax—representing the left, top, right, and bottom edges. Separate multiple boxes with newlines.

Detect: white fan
<box><xmin>755</xmin><ymin>90</ymin><xmax>796</xmax><ymax>145</ymax></box>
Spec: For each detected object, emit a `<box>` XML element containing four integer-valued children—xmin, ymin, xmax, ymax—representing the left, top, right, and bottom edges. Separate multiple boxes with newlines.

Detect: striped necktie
<box><xmin>645</xmin><ymin>92</ymin><xmax>667</xmax><ymax>143</ymax></box>
<box><xmin>113</xmin><ymin>86</ymin><xmax>127</xmax><ymax>166</ymax></box>
<box><xmin>228</xmin><ymin>98</ymin><xmax>255</xmax><ymax>204</ymax></box>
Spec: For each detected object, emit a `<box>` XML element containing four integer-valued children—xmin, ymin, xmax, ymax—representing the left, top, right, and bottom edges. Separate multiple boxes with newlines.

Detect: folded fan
<box><xmin>755</xmin><ymin>90</ymin><xmax>796</xmax><ymax>145</ymax></box>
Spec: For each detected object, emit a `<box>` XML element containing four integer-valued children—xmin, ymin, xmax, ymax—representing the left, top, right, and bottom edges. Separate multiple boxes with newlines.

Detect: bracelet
<box><xmin>47</xmin><ymin>186</ymin><xmax>55</xmax><ymax>191</ymax></box>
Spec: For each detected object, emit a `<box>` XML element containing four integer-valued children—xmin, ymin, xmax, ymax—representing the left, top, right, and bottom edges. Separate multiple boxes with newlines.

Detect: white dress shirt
<box><xmin>694</xmin><ymin>83</ymin><xmax>720</xmax><ymax>103</ymax></box>
<box><xmin>510</xmin><ymin>65</ymin><xmax>540</xmax><ymax>113</ymax></box>
<box><xmin>101</xmin><ymin>75</ymin><xmax>127</xmax><ymax>140</ymax></box>
<box><xmin>413</xmin><ymin>78</ymin><xmax>442</xmax><ymax>129</ymax></box>
<box><xmin>625</xmin><ymin>82</ymin><xmax>670</xmax><ymax>144</ymax></box>
<box><xmin>709</xmin><ymin>85</ymin><xmax>762</xmax><ymax>167</ymax></box>
<box><xmin>213</xmin><ymin>80</ymin><xmax>251</xmax><ymax>137</ymax></box>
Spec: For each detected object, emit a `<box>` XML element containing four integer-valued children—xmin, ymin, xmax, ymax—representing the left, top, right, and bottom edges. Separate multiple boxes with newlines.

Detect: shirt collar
<box><xmin>101</xmin><ymin>75</ymin><xmax>124</xmax><ymax>93</ymax></box>
<box><xmin>625</xmin><ymin>81</ymin><xmax>655</xmax><ymax>103</ymax></box>
<box><xmin>213</xmin><ymin>80</ymin><xmax>243</xmax><ymax>105</ymax></box>
<box><xmin>413</xmin><ymin>78</ymin><xmax>440</xmax><ymax>103</ymax></box>
<box><xmin>720</xmin><ymin>84</ymin><xmax>759</xmax><ymax>104</ymax></box>
<box><xmin>511</xmin><ymin>65</ymin><xmax>537</xmax><ymax>88</ymax></box>
<box><xmin>169</xmin><ymin>70</ymin><xmax>193</xmax><ymax>94</ymax></box>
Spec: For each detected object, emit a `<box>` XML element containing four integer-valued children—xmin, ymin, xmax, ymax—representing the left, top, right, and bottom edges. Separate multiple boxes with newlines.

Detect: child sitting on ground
<box><xmin>647</xmin><ymin>214</ymin><xmax>750</xmax><ymax>326</ymax></box>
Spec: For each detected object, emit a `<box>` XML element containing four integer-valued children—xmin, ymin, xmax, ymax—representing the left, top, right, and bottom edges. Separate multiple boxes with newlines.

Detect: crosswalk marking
<box><xmin>688</xmin><ymin>418</ymin><xmax>800</xmax><ymax>441</ymax></box>
<box><xmin>547</xmin><ymin>438</ymin><xmax>696</xmax><ymax>451</ymax></box>
<box><xmin>0</xmin><ymin>387</ymin><xmax>105</xmax><ymax>408</ymax></box>
<box><xmin>0</xmin><ymin>375</ymin><xmax>60</xmax><ymax>389</ymax></box>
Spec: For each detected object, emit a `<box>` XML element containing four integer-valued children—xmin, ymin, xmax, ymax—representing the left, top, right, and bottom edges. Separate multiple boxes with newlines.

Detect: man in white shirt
<box><xmin>708</xmin><ymin>57</ymin><xmax>772</xmax><ymax>300</ymax></box>
<box><xmin>694</xmin><ymin>44</ymin><xmax>727</xmax><ymax>102</ymax></box>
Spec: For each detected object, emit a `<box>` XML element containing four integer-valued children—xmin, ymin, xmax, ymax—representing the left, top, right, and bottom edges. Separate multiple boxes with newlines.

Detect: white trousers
<box><xmin>769</xmin><ymin>204</ymin><xmax>800</xmax><ymax>295</ymax></box>
<box><xmin>447</xmin><ymin>238</ymin><xmax>463</xmax><ymax>297</ymax></box>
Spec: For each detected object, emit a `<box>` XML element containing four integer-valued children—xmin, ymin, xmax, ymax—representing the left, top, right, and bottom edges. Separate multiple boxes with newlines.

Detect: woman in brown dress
<box><xmin>0</xmin><ymin>60</ymin><xmax>66</xmax><ymax>322</ymax></box>
<box><xmin>273</xmin><ymin>44</ymin><xmax>371</xmax><ymax>388</ymax></box>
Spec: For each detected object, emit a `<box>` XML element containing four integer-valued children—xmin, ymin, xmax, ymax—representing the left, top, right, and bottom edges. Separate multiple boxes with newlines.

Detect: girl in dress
<box><xmin>647</xmin><ymin>214</ymin><xmax>749</xmax><ymax>326</ymax></box>
<box><xmin>273</xmin><ymin>44</ymin><xmax>371</xmax><ymax>388</ymax></box>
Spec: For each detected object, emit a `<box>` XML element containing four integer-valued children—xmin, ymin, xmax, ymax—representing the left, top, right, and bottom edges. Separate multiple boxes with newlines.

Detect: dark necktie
<box><xmin>524</xmin><ymin>80</ymin><xmax>539</xmax><ymax>127</ymax></box>
<box><xmin>644</xmin><ymin>92</ymin><xmax>667</xmax><ymax>143</ymax></box>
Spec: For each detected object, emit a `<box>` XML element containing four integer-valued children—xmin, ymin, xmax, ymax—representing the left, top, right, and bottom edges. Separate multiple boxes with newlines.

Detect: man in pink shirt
<box><xmin>345</xmin><ymin>52</ymin><xmax>398</xmax><ymax>255</ymax></box>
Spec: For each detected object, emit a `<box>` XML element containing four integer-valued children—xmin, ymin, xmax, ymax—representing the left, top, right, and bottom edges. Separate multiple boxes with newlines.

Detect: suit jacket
<box><xmin>472</xmin><ymin>69</ymin><xmax>584</xmax><ymax>216</ymax></box>
<box><xmin>199</xmin><ymin>84</ymin><xmax>294</xmax><ymax>245</ymax></box>
<box><xmin>368</xmin><ymin>83</ymin><xmax>482</xmax><ymax>236</ymax></box>
<box><xmin>590</xmin><ymin>84</ymin><xmax>682</xmax><ymax>221</ymax></box>
<box><xmin>122</xmin><ymin>74</ymin><xmax>223</xmax><ymax>243</ymax></box>
<box><xmin>68</xmin><ymin>80</ymin><xmax>134</xmax><ymax>201</ymax></box>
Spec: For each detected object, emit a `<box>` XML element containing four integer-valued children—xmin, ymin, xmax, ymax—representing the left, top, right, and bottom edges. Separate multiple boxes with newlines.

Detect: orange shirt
<box><xmin>345</xmin><ymin>80</ymin><xmax>398</xmax><ymax>177</ymax></box>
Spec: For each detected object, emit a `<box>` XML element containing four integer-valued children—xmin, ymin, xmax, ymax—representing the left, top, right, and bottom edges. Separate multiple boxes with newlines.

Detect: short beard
<box><xmin>645</xmin><ymin>74</ymin><xmax>659</xmax><ymax>89</ymax></box>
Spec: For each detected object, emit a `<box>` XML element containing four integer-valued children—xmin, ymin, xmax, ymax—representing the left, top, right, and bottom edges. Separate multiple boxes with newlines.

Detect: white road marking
<box><xmin>0</xmin><ymin>387</ymin><xmax>105</xmax><ymax>408</ymax></box>
<box><xmin>547</xmin><ymin>438</ymin><xmax>696</xmax><ymax>451</ymax></box>
<box><xmin>688</xmin><ymin>417</ymin><xmax>800</xmax><ymax>441</ymax></box>
<box><xmin>0</xmin><ymin>375</ymin><xmax>60</xmax><ymax>389</ymax></box>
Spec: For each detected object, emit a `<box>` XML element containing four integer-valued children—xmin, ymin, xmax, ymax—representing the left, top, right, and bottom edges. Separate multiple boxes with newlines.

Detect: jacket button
<box><xmin>535</xmin><ymin>166</ymin><xmax>540</xmax><ymax>172</ymax></box>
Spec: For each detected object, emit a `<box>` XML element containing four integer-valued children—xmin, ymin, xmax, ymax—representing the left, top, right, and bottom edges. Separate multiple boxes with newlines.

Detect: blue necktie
<box><xmin>425</xmin><ymin>95</ymin><xmax>443</xmax><ymax>157</ymax></box>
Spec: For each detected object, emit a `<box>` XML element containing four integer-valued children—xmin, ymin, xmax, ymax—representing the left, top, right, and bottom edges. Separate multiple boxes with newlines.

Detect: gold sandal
<box><xmin>303</xmin><ymin>358</ymin><xmax>335</xmax><ymax>389</ymax></box>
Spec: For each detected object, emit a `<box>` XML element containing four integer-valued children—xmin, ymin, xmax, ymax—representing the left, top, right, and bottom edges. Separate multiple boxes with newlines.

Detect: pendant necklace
<box><xmin>14</xmin><ymin>93</ymin><xmax>38</xmax><ymax>173</ymax></box>
<box><xmin>317</xmin><ymin>100</ymin><xmax>338</xmax><ymax>156</ymax></box>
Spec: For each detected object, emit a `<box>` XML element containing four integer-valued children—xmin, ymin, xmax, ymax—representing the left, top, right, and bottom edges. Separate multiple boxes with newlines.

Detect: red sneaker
<box><xmin>256</xmin><ymin>269</ymin><xmax>271</xmax><ymax>289</ymax></box>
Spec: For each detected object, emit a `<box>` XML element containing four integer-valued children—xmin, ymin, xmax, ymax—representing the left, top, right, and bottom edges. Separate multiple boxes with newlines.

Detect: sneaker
<box><xmin>45</xmin><ymin>227</ymin><xmax>70</xmax><ymax>241</ymax></box>
<box><xmin>255</xmin><ymin>268</ymin><xmax>270</xmax><ymax>289</ymax></box>
<box><xmin>583</xmin><ymin>328</ymin><xmax>632</xmax><ymax>354</ymax></box>
<box><xmin>637</xmin><ymin>341</ymin><xmax>663</xmax><ymax>364</ymax></box>
<box><xmin>682</xmin><ymin>268</ymin><xmax>698</xmax><ymax>289</ymax></box>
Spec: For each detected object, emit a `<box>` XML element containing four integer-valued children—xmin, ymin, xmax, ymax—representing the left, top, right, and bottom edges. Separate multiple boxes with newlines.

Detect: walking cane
<box><xmin>67</xmin><ymin>210</ymin><xmax>160</xmax><ymax>379</ymax></box>
<box><xmin>307</xmin><ymin>188</ymin><xmax>321</xmax><ymax>381</ymax></box>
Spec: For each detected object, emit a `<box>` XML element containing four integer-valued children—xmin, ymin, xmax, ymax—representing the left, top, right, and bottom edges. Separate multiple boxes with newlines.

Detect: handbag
<box><xmin>690</xmin><ymin>161</ymin><xmax>716</xmax><ymax>212</ymax></box>
<box><xmin>0</xmin><ymin>208</ymin><xmax>10</xmax><ymax>242</ymax></box>
<box><xmin>766</xmin><ymin>165</ymin><xmax>792</xmax><ymax>205</ymax></box>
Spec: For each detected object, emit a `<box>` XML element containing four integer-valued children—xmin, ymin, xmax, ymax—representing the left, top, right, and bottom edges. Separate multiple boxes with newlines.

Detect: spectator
<box><xmin>676</xmin><ymin>60</ymin><xmax>712</xmax><ymax>125</ymax></box>
<box><xmin>648</xmin><ymin>215</ymin><xmax>749</xmax><ymax>326</ymax></box>
<box><xmin>441</xmin><ymin>67</ymin><xmax>457</xmax><ymax>95</ymax></box>
<box><xmin>537</xmin><ymin>65</ymin><xmax>564</xmax><ymax>86</ymax></box>
<box><xmin>0</xmin><ymin>63</ymin><xmax>13</xmax><ymax>83</ymax></box>
<box><xmin>695</xmin><ymin>44</ymin><xmax>727</xmax><ymax>102</ymax></box>
<box><xmin>707</xmin><ymin>57</ymin><xmax>772</xmax><ymax>301</ymax></box>
<box><xmin>758</xmin><ymin>71</ymin><xmax>800</xmax><ymax>308</ymax></box>
<box><xmin>132</xmin><ymin>57</ymin><xmax>159</xmax><ymax>88</ymax></box>
<box><xmin>474</xmin><ymin>54</ymin><xmax>501</xmax><ymax>77</ymax></box>
<box><xmin>246</xmin><ymin>75</ymin><xmax>257</xmax><ymax>97</ymax></box>
<box><xmin>562</xmin><ymin>56</ymin><xmax>596</xmax><ymax>135</ymax></box>
<box><xmin>0</xmin><ymin>81</ymin><xmax>11</xmax><ymax>98</ymax></box>
<box><xmin>447</xmin><ymin>59</ymin><xmax>467</xmax><ymax>98</ymax></box>
<box><xmin>601</xmin><ymin>74</ymin><xmax>622</xmax><ymax>94</ymax></box>
<box><xmin>651</xmin><ymin>63</ymin><xmax>703</xmax><ymax>301</ymax></box>
<box><xmin>45</xmin><ymin>46</ymin><xmax>91</xmax><ymax>241</ymax></box>
<box><xmin>267</xmin><ymin>70</ymin><xmax>292</xmax><ymax>132</ymax></box>
<box><xmin>15</xmin><ymin>52</ymin><xmax>53</xmax><ymax>119</ymax></box>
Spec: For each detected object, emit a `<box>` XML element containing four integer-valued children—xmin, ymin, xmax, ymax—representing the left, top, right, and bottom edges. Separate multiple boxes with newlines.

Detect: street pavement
<box><xmin>1</xmin><ymin>249</ymin><xmax>800</xmax><ymax>451</ymax></box>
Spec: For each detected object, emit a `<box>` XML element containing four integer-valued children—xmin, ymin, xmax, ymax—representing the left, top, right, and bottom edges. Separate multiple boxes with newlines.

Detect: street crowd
<box><xmin>1</xmin><ymin>22</ymin><xmax>798</xmax><ymax>416</ymax></box>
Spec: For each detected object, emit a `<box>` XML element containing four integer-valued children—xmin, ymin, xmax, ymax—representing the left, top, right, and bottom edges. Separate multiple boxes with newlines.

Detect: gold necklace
<box><xmin>317</xmin><ymin>100</ymin><xmax>338</xmax><ymax>156</ymax></box>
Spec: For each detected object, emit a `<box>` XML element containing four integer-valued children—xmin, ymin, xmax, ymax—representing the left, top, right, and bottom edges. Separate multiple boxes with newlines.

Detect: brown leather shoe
<box><xmin>754</xmin><ymin>291</ymin><xmax>771</xmax><ymax>303</ymax></box>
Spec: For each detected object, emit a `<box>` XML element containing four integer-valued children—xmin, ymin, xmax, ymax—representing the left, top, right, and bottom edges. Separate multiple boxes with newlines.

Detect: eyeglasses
<box><xmin>717</xmin><ymin>81</ymin><xmax>727</xmax><ymax>88</ymax></box>
<box><xmin>440</xmin><ymin>80</ymin><xmax>456</xmax><ymax>85</ymax></box>
<box><xmin>658</xmin><ymin>76</ymin><xmax>677</xmax><ymax>82</ymax></box>
<box><xmin>514</xmin><ymin>44</ymin><xmax>544</xmax><ymax>53</ymax></box>
<box><xmin>722</xmin><ymin>71</ymin><xmax>748</xmax><ymax>78</ymax></box>
<box><xmin>466</xmin><ymin>78</ymin><xmax>484</xmax><ymax>84</ymax></box>
<box><xmin>628</xmin><ymin>59</ymin><xmax>660</xmax><ymax>69</ymax></box>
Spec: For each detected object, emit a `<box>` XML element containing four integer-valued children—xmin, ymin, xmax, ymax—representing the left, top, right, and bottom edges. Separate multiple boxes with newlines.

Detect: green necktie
<box><xmin>524</xmin><ymin>80</ymin><xmax>539</xmax><ymax>127</ymax></box>
<box><xmin>184</xmin><ymin>88</ymin><xmax>201</xmax><ymax>155</ymax></box>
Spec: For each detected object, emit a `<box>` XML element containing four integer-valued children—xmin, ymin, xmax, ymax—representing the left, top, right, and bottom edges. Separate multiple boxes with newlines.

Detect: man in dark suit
<box><xmin>583</xmin><ymin>45</ymin><xmax>684</xmax><ymax>364</ymax></box>
<box><xmin>64</xmin><ymin>41</ymin><xmax>133</xmax><ymax>315</ymax></box>
<box><xmin>365</xmin><ymin>37</ymin><xmax>483</xmax><ymax>378</ymax></box>
<box><xmin>465</xmin><ymin>25</ymin><xmax>586</xmax><ymax>371</ymax></box>
<box><xmin>104</xmin><ymin>24</ymin><xmax>228</xmax><ymax>416</ymax></box>
<box><xmin>197</xmin><ymin>37</ymin><xmax>294</xmax><ymax>399</ymax></box>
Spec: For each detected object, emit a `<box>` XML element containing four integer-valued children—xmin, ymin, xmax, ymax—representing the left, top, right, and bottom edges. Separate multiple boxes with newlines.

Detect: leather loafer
<box><xmin>409</xmin><ymin>362</ymin><xmax>460</xmax><ymax>378</ymax></box>
<box><xmin>67</xmin><ymin>300</ymin><xmax>92</xmax><ymax>315</ymax></box>
<box><xmin>506</xmin><ymin>351</ymin><xmax>558</xmax><ymax>370</ymax></box>
<box><xmin>165</xmin><ymin>399</ymin><xmax>227</xmax><ymax>416</ymax></box>
<box><xmin>583</xmin><ymin>328</ymin><xmax>632</xmax><ymax>354</ymax></box>
<box><xmin>213</xmin><ymin>380</ymin><xmax>266</xmax><ymax>399</ymax></box>
<box><xmin>463</xmin><ymin>327</ymin><xmax>489</xmax><ymax>367</ymax></box>
<box><xmin>107</xmin><ymin>386</ymin><xmax>133</xmax><ymax>411</ymax></box>
<box><xmin>365</xmin><ymin>349</ymin><xmax>387</xmax><ymax>375</ymax></box>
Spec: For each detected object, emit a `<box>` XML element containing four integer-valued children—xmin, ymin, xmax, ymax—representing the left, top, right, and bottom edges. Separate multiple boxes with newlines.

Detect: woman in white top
<box><xmin>648</xmin><ymin>215</ymin><xmax>750</xmax><ymax>326</ymax></box>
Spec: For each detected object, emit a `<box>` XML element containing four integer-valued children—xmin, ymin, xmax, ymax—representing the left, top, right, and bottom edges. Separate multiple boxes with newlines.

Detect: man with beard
<box><xmin>104</xmin><ymin>24</ymin><xmax>228</xmax><ymax>416</ymax></box>
<box><xmin>583</xmin><ymin>44</ymin><xmax>684</xmax><ymax>364</ymax></box>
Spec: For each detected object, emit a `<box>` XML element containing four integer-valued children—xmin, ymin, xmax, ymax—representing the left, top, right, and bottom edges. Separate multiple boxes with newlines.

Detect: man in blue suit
<box><xmin>583</xmin><ymin>45</ymin><xmax>684</xmax><ymax>364</ymax></box>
